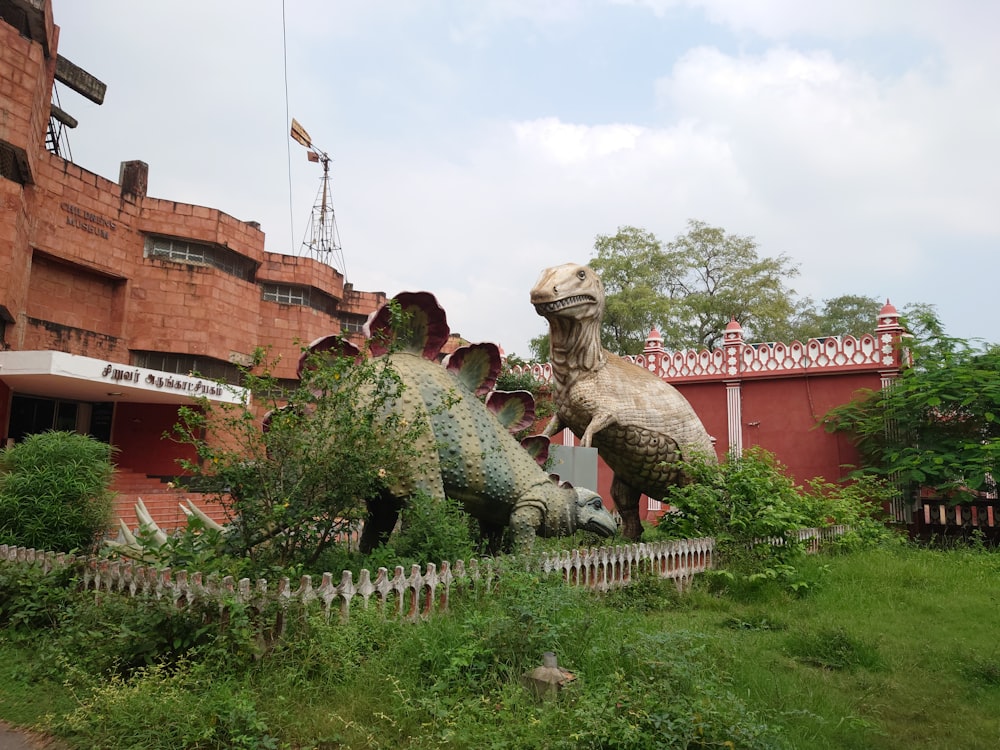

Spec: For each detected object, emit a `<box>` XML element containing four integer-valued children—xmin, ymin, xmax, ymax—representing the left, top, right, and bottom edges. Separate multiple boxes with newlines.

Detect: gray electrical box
<box><xmin>548</xmin><ymin>445</ymin><xmax>599</xmax><ymax>493</ymax></box>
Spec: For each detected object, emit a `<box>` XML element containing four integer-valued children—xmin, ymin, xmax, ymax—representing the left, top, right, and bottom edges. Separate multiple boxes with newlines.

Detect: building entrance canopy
<box><xmin>0</xmin><ymin>350</ymin><xmax>246</xmax><ymax>405</ymax></box>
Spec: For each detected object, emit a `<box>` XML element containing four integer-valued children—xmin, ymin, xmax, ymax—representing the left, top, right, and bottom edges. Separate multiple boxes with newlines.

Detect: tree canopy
<box><xmin>787</xmin><ymin>294</ymin><xmax>881</xmax><ymax>341</ymax></box>
<box><xmin>589</xmin><ymin>226</ymin><xmax>674</xmax><ymax>354</ymax></box>
<box><xmin>522</xmin><ymin>219</ymin><xmax>927</xmax><ymax>359</ymax></box>
<box><xmin>588</xmin><ymin>220</ymin><xmax>800</xmax><ymax>353</ymax></box>
<box><xmin>524</xmin><ymin>218</ymin><xmax>930</xmax><ymax>361</ymax></box>
<box><xmin>172</xmin><ymin>339</ymin><xmax>426</xmax><ymax>569</ymax></box>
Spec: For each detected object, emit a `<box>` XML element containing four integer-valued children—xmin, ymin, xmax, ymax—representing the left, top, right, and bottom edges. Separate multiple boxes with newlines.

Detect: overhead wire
<box><xmin>282</xmin><ymin>0</ymin><xmax>295</xmax><ymax>254</ymax></box>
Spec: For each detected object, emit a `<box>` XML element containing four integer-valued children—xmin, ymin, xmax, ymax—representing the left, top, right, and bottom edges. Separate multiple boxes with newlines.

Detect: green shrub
<box><xmin>651</xmin><ymin>448</ymin><xmax>815</xmax><ymax>566</ymax></box>
<box><xmin>649</xmin><ymin>448</ymin><xmax>894</xmax><ymax>591</ymax></box>
<box><xmin>56</xmin><ymin>661</ymin><xmax>280</xmax><ymax>750</ymax></box>
<box><xmin>170</xmin><ymin>330</ymin><xmax>427</xmax><ymax>572</ymax></box>
<box><xmin>0</xmin><ymin>431</ymin><xmax>115</xmax><ymax>552</ymax></box>
<box><xmin>384</xmin><ymin>491</ymin><xmax>479</xmax><ymax>566</ymax></box>
<box><xmin>0</xmin><ymin>562</ymin><xmax>76</xmax><ymax>630</ymax></box>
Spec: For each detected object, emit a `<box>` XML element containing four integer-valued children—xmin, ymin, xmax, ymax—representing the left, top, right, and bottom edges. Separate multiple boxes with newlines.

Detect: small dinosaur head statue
<box><xmin>515</xmin><ymin>482</ymin><xmax>617</xmax><ymax>545</ymax></box>
<box><xmin>569</xmin><ymin>486</ymin><xmax>619</xmax><ymax>538</ymax></box>
<box><xmin>530</xmin><ymin>263</ymin><xmax>605</xmax><ymax>323</ymax></box>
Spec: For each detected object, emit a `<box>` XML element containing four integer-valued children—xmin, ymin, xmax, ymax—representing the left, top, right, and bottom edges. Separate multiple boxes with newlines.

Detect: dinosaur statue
<box><xmin>113</xmin><ymin>291</ymin><xmax>617</xmax><ymax>558</ymax></box>
<box><xmin>347</xmin><ymin>291</ymin><xmax>617</xmax><ymax>552</ymax></box>
<box><xmin>530</xmin><ymin>263</ymin><xmax>716</xmax><ymax>541</ymax></box>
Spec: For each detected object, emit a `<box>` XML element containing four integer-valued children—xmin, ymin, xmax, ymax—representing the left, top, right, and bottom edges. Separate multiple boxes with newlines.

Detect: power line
<box><xmin>282</xmin><ymin>0</ymin><xmax>295</xmax><ymax>254</ymax></box>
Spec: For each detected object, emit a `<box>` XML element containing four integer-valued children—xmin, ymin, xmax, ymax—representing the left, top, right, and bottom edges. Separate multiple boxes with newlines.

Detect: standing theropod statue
<box><xmin>531</xmin><ymin>263</ymin><xmax>716</xmax><ymax>540</ymax></box>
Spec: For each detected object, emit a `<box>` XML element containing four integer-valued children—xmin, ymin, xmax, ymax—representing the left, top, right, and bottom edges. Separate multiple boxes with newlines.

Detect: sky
<box><xmin>52</xmin><ymin>1</ymin><xmax>1000</xmax><ymax>356</ymax></box>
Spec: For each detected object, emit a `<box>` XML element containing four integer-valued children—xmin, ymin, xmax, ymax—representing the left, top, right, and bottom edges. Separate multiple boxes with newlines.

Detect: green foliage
<box><xmin>170</xmin><ymin>331</ymin><xmax>426</xmax><ymax>572</ymax></box>
<box><xmin>660</xmin><ymin>219</ymin><xmax>800</xmax><ymax>348</ymax></box>
<box><xmin>374</xmin><ymin>491</ymin><xmax>480</xmax><ymax>568</ymax></box>
<box><xmin>585</xmin><ymin>221</ymin><xmax>934</xmax><ymax>357</ymax></box>
<box><xmin>824</xmin><ymin>316</ymin><xmax>1000</xmax><ymax>500</ymax></box>
<box><xmin>57</xmin><ymin>661</ymin><xmax>281</xmax><ymax>750</ymax></box>
<box><xmin>0</xmin><ymin>562</ymin><xmax>76</xmax><ymax>630</ymax></box>
<box><xmin>787</xmin><ymin>293</ymin><xmax>881</xmax><ymax>341</ymax></box>
<box><xmin>788</xmin><ymin>297</ymin><xmax>933</xmax><ymax>343</ymax></box>
<box><xmin>802</xmin><ymin>475</ymin><xmax>899</xmax><ymax>550</ymax></box>
<box><xmin>494</xmin><ymin>357</ymin><xmax>542</xmax><ymax>393</ymax></box>
<box><xmin>784</xmin><ymin>626</ymin><xmax>883</xmax><ymax>671</ymax></box>
<box><xmin>0</xmin><ymin>431</ymin><xmax>115</xmax><ymax>553</ymax></box>
<box><xmin>0</xmin><ymin>564</ymin><xmax>263</xmax><ymax>683</ymax></box>
<box><xmin>649</xmin><ymin>448</ymin><xmax>893</xmax><ymax>588</ymax></box>
<box><xmin>5</xmin><ymin>546</ymin><xmax>1000</xmax><ymax>748</ymax></box>
<box><xmin>528</xmin><ymin>331</ymin><xmax>550</xmax><ymax>362</ymax></box>
<box><xmin>591</xmin><ymin>225</ymin><xmax>674</xmax><ymax>354</ymax></box>
<box><xmin>590</xmin><ymin>221</ymin><xmax>802</xmax><ymax>353</ymax></box>
<box><xmin>601</xmin><ymin>568</ymin><xmax>682</xmax><ymax>613</ymax></box>
<box><xmin>651</xmin><ymin>448</ymin><xmax>813</xmax><ymax>547</ymax></box>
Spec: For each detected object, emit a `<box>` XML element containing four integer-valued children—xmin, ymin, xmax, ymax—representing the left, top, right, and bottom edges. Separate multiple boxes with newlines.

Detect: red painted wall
<box><xmin>738</xmin><ymin>373</ymin><xmax>873</xmax><ymax>484</ymax></box>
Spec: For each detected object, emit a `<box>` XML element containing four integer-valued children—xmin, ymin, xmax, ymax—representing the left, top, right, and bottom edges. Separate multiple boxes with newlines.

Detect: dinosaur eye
<box><xmin>576</xmin><ymin>269</ymin><xmax>586</xmax><ymax>280</ymax></box>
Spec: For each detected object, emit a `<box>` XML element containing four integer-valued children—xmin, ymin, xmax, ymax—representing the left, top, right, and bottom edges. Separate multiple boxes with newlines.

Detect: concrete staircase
<box><xmin>112</xmin><ymin>468</ymin><xmax>229</xmax><ymax>533</ymax></box>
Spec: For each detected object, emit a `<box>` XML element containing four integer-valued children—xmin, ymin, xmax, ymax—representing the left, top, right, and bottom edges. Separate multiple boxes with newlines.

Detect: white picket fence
<box><xmin>0</xmin><ymin>526</ymin><xmax>849</xmax><ymax>625</ymax></box>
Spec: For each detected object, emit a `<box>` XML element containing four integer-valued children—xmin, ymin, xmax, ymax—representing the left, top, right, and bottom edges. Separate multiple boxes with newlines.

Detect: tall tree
<box><xmin>789</xmin><ymin>298</ymin><xmax>934</xmax><ymax>343</ymax></box>
<box><xmin>588</xmin><ymin>220</ymin><xmax>800</xmax><ymax>353</ymax></box>
<box><xmin>661</xmin><ymin>220</ymin><xmax>800</xmax><ymax>348</ymax></box>
<box><xmin>589</xmin><ymin>226</ymin><xmax>673</xmax><ymax>354</ymax></box>
<box><xmin>583</xmin><ymin>220</ymin><xmax>927</xmax><ymax>357</ymax></box>
<box><xmin>788</xmin><ymin>294</ymin><xmax>881</xmax><ymax>341</ymax></box>
<box><xmin>528</xmin><ymin>332</ymin><xmax>550</xmax><ymax>363</ymax></box>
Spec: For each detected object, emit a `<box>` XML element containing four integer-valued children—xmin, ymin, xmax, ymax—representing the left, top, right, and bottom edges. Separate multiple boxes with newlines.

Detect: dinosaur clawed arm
<box><xmin>541</xmin><ymin>414</ymin><xmax>563</xmax><ymax>438</ymax></box>
<box><xmin>581</xmin><ymin>412</ymin><xmax>616</xmax><ymax>448</ymax></box>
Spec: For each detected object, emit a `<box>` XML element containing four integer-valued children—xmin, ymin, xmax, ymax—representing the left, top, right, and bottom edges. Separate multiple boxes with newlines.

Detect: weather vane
<box><xmin>290</xmin><ymin>118</ymin><xmax>346</xmax><ymax>274</ymax></box>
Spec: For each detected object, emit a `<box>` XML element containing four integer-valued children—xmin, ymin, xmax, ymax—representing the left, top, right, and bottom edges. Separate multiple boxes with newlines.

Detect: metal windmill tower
<box><xmin>290</xmin><ymin>119</ymin><xmax>346</xmax><ymax>273</ymax></box>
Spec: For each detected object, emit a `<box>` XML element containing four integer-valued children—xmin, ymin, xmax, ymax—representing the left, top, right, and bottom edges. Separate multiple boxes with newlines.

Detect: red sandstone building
<box><xmin>0</xmin><ymin>1</ymin><xmax>385</xmax><ymax>521</ymax></box>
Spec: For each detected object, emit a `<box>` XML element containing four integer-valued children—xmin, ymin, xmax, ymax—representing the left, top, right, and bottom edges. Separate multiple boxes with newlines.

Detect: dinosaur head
<box><xmin>571</xmin><ymin>487</ymin><xmax>618</xmax><ymax>538</ymax></box>
<box><xmin>530</xmin><ymin>264</ymin><xmax>605</xmax><ymax>323</ymax></box>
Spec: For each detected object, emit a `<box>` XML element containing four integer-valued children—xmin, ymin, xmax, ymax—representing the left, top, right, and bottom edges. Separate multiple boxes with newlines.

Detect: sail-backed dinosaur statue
<box><xmin>530</xmin><ymin>263</ymin><xmax>716</xmax><ymax>540</ymax></box>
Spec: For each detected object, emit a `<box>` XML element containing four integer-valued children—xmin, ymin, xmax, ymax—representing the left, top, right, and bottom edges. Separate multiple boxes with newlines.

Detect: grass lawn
<box><xmin>1</xmin><ymin>543</ymin><xmax>999</xmax><ymax>749</ymax></box>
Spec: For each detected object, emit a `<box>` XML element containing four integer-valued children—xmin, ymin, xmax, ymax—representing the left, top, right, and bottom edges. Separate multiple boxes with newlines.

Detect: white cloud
<box><xmin>48</xmin><ymin>0</ymin><xmax>1000</xmax><ymax>355</ymax></box>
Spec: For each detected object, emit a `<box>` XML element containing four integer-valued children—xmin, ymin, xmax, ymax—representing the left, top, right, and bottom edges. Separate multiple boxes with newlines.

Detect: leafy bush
<box><xmin>824</xmin><ymin>317</ymin><xmax>1000</xmax><ymax>500</ymax></box>
<box><xmin>649</xmin><ymin>448</ymin><xmax>893</xmax><ymax>588</ymax></box>
<box><xmin>802</xmin><ymin>475</ymin><xmax>899</xmax><ymax>551</ymax></box>
<box><xmin>57</xmin><ymin>661</ymin><xmax>281</xmax><ymax>750</ymax></box>
<box><xmin>651</xmin><ymin>448</ymin><xmax>813</xmax><ymax>549</ymax></box>
<box><xmin>374</xmin><ymin>491</ymin><xmax>480</xmax><ymax>568</ymax></box>
<box><xmin>171</xmin><ymin>333</ymin><xmax>426</xmax><ymax>572</ymax></box>
<box><xmin>0</xmin><ymin>431</ymin><xmax>115</xmax><ymax>552</ymax></box>
<box><xmin>0</xmin><ymin>562</ymin><xmax>76</xmax><ymax>630</ymax></box>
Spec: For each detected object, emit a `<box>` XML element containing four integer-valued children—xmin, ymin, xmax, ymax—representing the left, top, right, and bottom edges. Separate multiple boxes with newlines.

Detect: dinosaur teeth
<box><xmin>536</xmin><ymin>295</ymin><xmax>594</xmax><ymax>314</ymax></box>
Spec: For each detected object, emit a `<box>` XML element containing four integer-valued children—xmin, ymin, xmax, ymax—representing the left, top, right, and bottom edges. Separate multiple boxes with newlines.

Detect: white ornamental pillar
<box><xmin>722</xmin><ymin>318</ymin><xmax>744</xmax><ymax>458</ymax></box>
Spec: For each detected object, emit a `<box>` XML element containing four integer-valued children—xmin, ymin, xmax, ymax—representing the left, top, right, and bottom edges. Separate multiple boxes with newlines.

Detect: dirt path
<box><xmin>0</xmin><ymin>721</ymin><xmax>68</xmax><ymax>750</ymax></box>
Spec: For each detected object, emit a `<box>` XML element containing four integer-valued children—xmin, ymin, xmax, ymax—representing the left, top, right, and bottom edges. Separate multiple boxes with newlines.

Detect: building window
<box><xmin>144</xmin><ymin>236</ymin><xmax>255</xmax><ymax>281</ymax></box>
<box><xmin>0</xmin><ymin>304</ymin><xmax>13</xmax><ymax>349</ymax></box>
<box><xmin>0</xmin><ymin>142</ymin><xmax>28</xmax><ymax>185</ymax></box>
<box><xmin>340</xmin><ymin>314</ymin><xmax>366</xmax><ymax>334</ymax></box>
<box><xmin>132</xmin><ymin>351</ymin><xmax>243</xmax><ymax>385</ymax></box>
<box><xmin>261</xmin><ymin>284</ymin><xmax>336</xmax><ymax>315</ymax></box>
